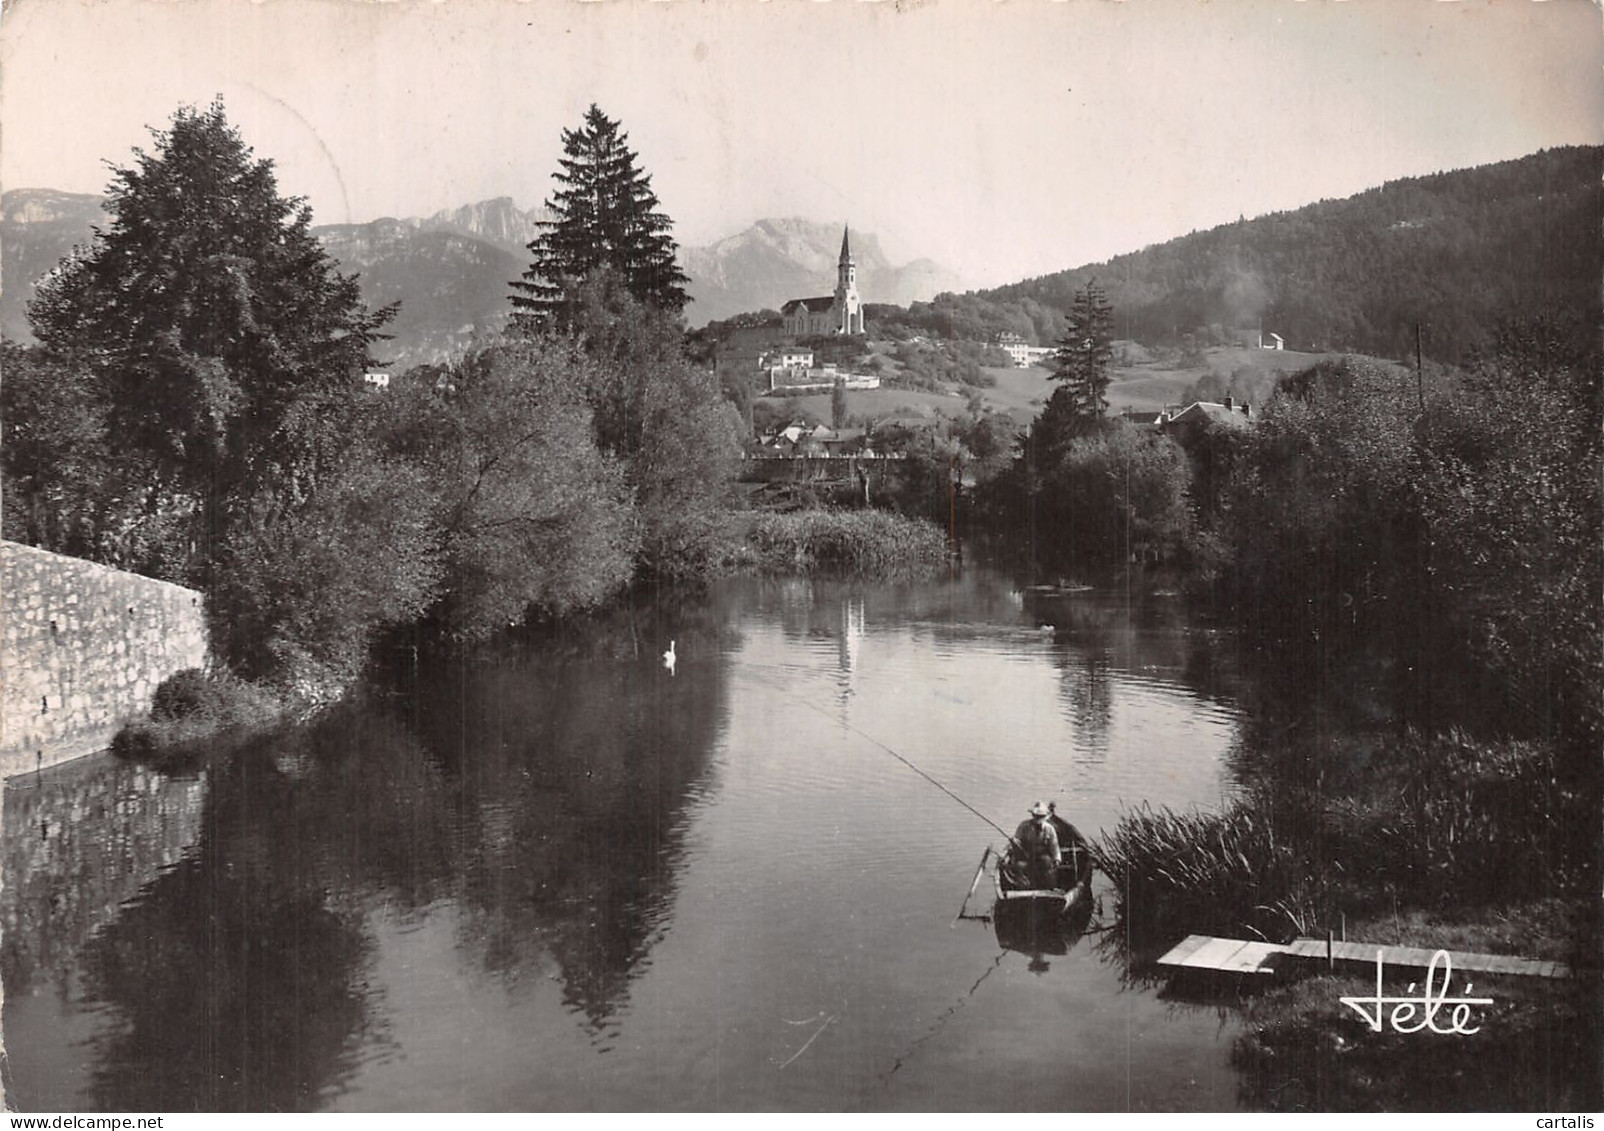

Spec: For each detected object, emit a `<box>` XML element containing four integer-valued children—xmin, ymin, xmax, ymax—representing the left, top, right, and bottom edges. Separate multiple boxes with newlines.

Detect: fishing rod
<box><xmin>737</xmin><ymin>663</ymin><xmax>1021</xmax><ymax>848</ymax></box>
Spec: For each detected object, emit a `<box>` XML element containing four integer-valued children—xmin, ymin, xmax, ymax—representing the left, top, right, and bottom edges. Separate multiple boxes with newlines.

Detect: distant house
<box><xmin>1157</xmin><ymin>397</ymin><xmax>1254</xmax><ymax>449</ymax></box>
<box><xmin>1000</xmin><ymin>340</ymin><xmax>1031</xmax><ymax>367</ymax></box>
<box><xmin>363</xmin><ymin>371</ymin><xmax>391</xmax><ymax>389</ymax></box>
<box><xmin>781</xmin><ymin>227</ymin><xmax>865</xmax><ymax>336</ymax></box>
<box><xmin>1118</xmin><ymin>408</ymin><xmax>1167</xmax><ymax>430</ymax></box>
<box><xmin>1257</xmin><ymin>331</ymin><xmax>1285</xmax><ymax>351</ymax></box>
<box><xmin>994</xmin><ymin>334</ymin><xmax>1055</xmax><ymax>367</ymax></box>
<box><xmin>762</xmin><ymin>346</ymin><xmax>815</xmax><ymax>369</ymax></box>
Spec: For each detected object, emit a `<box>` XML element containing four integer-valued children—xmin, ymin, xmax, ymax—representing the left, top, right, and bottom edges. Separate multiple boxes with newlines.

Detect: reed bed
<box><xmin>1093</xmin><ymin>730</ymin><xmax>1591</xmax><ymax>962</ymax></box>
<box><xmin>748</xmin><ymin>509</ymin><xmax>949</xmax><ymax>574</ymax></box>
<box><xmin>1093</xmin><ymin>801</ymin><xmax>1321</xmax><ymax>952</ymax></box>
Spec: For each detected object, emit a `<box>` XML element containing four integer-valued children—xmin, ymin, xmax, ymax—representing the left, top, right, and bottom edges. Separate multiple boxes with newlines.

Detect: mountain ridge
<box><xmin>971</xmin><ymin>145</ymin><xmax>1602</xmax><ymax>359</ymax></box>
<box><xmin>0</xmin><ymin>193</ymin><xmax>961</xmax><ymax>362</ymax></box>
<box><xmin>6</xmin><ymin>146</ymin><xmax>1592</xmax><ymax>366</ymax></box>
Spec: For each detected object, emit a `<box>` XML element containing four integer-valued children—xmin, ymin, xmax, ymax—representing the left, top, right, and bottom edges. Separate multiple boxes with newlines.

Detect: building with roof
<box><xmin>781</xmin><ymin>227</ymin><xmax>865</xmax><ymax>337</ymax></box>
<box><xmin>1154</xmin><ymin>397</ymin><xmax>1254</xmax><ymax>450</ymax></box>
<box><xmin>762</xmin><ymin>346</ymin><xmax>815</xmax><ymax>369</ymax></box>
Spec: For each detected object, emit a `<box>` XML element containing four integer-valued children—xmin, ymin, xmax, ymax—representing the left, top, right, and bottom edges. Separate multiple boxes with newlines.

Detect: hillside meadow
<box><xmin>766</xmin><ymin>343</ymin><xmax>1349</xmax><ymax>427</ymax></box>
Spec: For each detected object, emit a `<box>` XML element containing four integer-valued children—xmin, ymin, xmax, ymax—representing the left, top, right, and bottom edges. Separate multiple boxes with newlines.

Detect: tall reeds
<box><xmin>748</xmin><ymin>510</ymin><xmax>948</xmax><ymax>574</ymax></box>
<box><xmin>1094</xmin><ymin>730</ymin><xmax>1590</xmax><ymax>962</ymax></box>
<box><xmin>1093</xmin><ymin>801</ymin><xmax>1321</xmax><ymax>953</ymax></box>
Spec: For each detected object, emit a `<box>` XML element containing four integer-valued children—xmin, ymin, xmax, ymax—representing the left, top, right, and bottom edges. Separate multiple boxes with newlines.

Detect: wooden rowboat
<box><xmin>993</xmin><ymin>813</ymin><xmax>1095</xmax><ymax>919</ymax></box>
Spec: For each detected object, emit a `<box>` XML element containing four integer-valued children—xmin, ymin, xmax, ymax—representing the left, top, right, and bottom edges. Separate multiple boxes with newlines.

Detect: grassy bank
<box><xmin>1094</xmin><ymin>728</ymin><xmax>1600</xmax><ymax>1110</ymax></box>
<box><xmin>111</xmin><ymin>668</ymin><xmax>288</xmax><ymax>765</ymax></box>
<box><xmin>1231</xmin><ymin>967</ymin><xmax>1599</xmax><ymax>1111</ymax></box>
<box><xmin>747</xmin><ymin>509</ymin><xmax>949</xmax><ymax>574</ymax></box>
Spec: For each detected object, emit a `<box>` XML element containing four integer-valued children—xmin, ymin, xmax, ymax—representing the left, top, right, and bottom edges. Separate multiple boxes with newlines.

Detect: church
<box><xmin>780</xmin><ymin>227</ymin><xmax>865</xmax><ymax>336</ymax></box>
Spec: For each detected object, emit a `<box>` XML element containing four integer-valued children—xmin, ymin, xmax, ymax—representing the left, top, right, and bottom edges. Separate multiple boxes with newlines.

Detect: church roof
<box><xmin>782</xmin><ymin>296</ymin><xmax>837</xmax><ymax>314</ymax></box>
<box><xmin>840</xmin><ymin>226</ymin><xmax>853</xmax><ymax>263</ymax></box>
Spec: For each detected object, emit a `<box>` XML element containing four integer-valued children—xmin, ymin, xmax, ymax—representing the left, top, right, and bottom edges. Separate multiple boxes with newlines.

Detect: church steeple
<box><xmin>837</xmin><ymin>226</ymin><xmax>856</xmax><ymax>293</ymax></box>
<box><xmin>834</xmin><ymin>224</ymin><xmax>861</xmax><ymax>334</ymax></box>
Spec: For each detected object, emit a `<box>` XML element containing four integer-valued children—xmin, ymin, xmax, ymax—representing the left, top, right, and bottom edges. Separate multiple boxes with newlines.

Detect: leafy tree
<box><xmin>511</xmin><ymin>105</ymin><xmax>689</xmax><ymax>327</ymax></box>
<box><xmin>546</xmin><ymin>270</ymin><xmax>741</xmax><ymax>578</ymax></box>
<box><xmin>831</xmin><ymin>379</ymin><xmax>848</xmax><ymax>429</ymax></box>
<box><xmin>19</xmin><ymin>101</ymin><xmax>438</xmax><ymax>693</ymax></box>
<box><xmin>26</xmin><ymin>99</ymin><xmax>394</xmax><ymax>587</ymax></box>
<box><xmin>1415</xmin><ymin>320</ymin><xmax>1601</xmax><ymax>749</ymax></box>
<box><xmin>208</xmin><ymin>436</ymin><xmax>441</xmax><ymax>689</ymax></box>
<box><xmin>377</xmin><ymin>341</ymin><xmax>638</xmax><ymax>639</ymax></box>
<box><xmin>870</xmin><ymin>422</ymin><xmax>962</xmax><ymax>523</ymax></box>
<box><xmin>1048</xmin><ymin>280</ymin><xmax>1115</xmax><ymax>428</ymax></box>
<box><xmin>1</xmin><ymin>341</ymin><xmax>118</xmax><ymax>559</ymax></box>
<box><xmin>1224</xmin><ymin>358</ymin><xmax>1419</xmax><ymax>647</ymax></box>
<box><xmin>1017</xmin><ymin>423</ymin><xmax>1192</xmax><ymax>573</ymax></box>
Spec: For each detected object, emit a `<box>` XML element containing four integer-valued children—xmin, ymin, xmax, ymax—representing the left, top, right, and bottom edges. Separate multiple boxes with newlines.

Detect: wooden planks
<box><xmin>1156</xmin><ymin>934</ymin><xmax>1572</xmax><ymax>981</ymax></box>
<box><xmin>1287</xmin><ymin>938</ymin><xmax>1570</xmax><ymax>979</ymax></box>
<box><xmin>1157</xmin><ymin>934</ymin><xmax>1214</xmax><ymax>966</ymax></box>
<box><xmin>1156</xmin><ymin>934</ymin><xmax>1278</xmax><ymax>976</ymax></box>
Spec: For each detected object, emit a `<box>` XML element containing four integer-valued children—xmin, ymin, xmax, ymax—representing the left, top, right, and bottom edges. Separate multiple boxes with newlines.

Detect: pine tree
<box><xmin>511</xmin><ymin>105</ymin><xmax>689</xmax><ymax>326</ymax></box>
<box><xmin>1047</xmin><ymin>280</ymin><xmax>1115</xmax><ymax>427</ymax></box>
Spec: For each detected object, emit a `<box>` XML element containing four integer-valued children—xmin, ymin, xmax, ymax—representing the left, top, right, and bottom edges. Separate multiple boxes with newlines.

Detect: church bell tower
<box><xmin>834</xmin><ymin>226</ymin><xmax>862</xmax><ymax>334</ymax></box>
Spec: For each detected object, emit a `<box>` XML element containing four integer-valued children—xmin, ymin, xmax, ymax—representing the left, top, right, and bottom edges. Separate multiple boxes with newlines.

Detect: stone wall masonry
<box><xmin>1</xmin><ymin>541</ymin><xmax>209</xmax><ymax>778</ymax></box>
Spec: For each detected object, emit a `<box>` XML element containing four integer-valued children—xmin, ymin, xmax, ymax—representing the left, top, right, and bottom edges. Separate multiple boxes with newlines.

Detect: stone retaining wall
<box><xmin>1</xmin><ymin>541</ymin><xmax>209</xmax><ymax>778</ymax></box>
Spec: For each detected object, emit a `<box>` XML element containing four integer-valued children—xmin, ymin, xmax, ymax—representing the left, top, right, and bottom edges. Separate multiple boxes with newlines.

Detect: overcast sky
<box><xmin>2</xmin><ymin>0</ymin><xmax>1600</xmax><ymax>288</ymax></box>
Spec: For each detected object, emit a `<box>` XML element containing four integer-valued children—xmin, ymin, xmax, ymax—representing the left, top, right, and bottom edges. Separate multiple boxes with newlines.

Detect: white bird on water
<box><xmin>663</xmin><ymin>639</ymin><xmax>677</xmax><ymax>676</ymax></box>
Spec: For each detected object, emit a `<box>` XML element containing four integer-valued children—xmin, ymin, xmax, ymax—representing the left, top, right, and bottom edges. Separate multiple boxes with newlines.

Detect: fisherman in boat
<box><xmin>1013</xmin><ymin>801</ymin><xmax>1061</xmax><ymax>890</ymax></box>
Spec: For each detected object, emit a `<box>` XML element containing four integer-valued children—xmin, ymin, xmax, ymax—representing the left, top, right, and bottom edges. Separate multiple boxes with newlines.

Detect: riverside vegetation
<box><xmin>1070</xmin><ymin>329</ymin><xmax>1600</xmax><ymax>1107</ymax></box>
<box><xmin>2</xmin><ymin>101</ymin><xmax>950</xmax><ymax>740</ymax></box>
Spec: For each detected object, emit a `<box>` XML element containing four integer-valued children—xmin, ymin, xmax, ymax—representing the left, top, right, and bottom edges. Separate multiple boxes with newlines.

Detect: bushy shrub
<box><xmin>149</xmin><ymin>668</ymin><xmax>219</xmax><ymax>720</ymax></box>
<box><xmin>114</xmin><ymin>669</ymin><xmax>283</xmax><ymax>763</ymax></box>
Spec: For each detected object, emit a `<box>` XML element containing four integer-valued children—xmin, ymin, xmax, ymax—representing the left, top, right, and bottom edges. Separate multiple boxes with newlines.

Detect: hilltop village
<box><xmin>722</xmin><ymin>224</ymin><xmax>1274</xmax><ymax>465</ymax></box>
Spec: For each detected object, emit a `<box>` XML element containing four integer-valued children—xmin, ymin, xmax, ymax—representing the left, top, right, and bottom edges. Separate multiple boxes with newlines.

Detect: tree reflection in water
<box><xmin>71</xmin><ymin>709</ymin><xmax>459</xmax><ymax>1111</ymax></box>
<box><xmin>406</xmin><ymin>595</ymin><xmax>731</xmax><ymax>1033</ymax></box>
<box><xmin>5</xmin><ymin>586</ymin><xmax>734</xmax><ymax>1109</ymax></box>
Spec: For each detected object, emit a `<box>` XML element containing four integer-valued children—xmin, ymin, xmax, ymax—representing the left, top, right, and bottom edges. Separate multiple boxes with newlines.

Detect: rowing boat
<box><xmin>993</xmin><ymin>812</ymin><xmax>1095</xmax><ymax>919</ymax></box>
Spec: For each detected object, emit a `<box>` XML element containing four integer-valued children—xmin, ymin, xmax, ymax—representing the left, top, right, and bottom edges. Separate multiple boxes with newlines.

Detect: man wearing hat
<box><xmin>1013</xmin><ymin>801</ymin><xmax>1061</xmax><ymax>890</ymax></box>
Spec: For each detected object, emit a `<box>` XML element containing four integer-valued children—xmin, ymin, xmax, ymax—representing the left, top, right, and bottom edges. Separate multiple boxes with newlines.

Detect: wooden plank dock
<box><xmin>1157</xmin><ymin>933</ymin><xmax>1280</xmax><ymax>977</ymax></box>
<box><xmin>1156</xmin><ymin>934</ymin><xmax>1571</xmax><ymax>980</ymax></box>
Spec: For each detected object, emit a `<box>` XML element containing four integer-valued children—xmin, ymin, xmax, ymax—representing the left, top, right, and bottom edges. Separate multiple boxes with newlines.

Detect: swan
<box><xmin>663</xmin><ymin>639</ymin><xmax>677</xmax><ymax>675</ymax></box>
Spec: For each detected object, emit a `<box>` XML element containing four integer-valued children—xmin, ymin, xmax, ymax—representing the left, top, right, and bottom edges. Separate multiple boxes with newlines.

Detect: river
<box><xmin>3</xmin><ymin>564</ymin><xmax>1255</xmax><ymax>1111</ymax></box>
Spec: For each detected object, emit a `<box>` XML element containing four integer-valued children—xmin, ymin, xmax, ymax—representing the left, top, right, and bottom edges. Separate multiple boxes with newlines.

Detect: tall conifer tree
<box><xmin>511</xmin><ymin>105</ymin><xmax>689</xmax><ymax>326</ymax></box>
<box><xmin>1048</xmin><ymin>280</ymin><xmax>1115</xmax><ymax>427</ymax></box>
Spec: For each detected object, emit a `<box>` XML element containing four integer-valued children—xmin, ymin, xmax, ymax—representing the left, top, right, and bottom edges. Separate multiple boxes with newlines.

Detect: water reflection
<box><xmin>4</xmin><ymin>568</ymin><xmax>1256</xmax><ymax>1112</ymax></box>
<box><xmin>405</xmin><ymin>624</ymin><xmax>730</xmax><ymax>1031</ymax></box>
<box><xmin>992</xmin><ymin>899</ymin><xmax>1096</xmax><ymax>970</ymax></box>
<box><xmin>2</xmin><ymin>760</ymin><xmax>207</xmax><ymax>1000</ymax></box>
<box><xmin>72</xmin><ymin>710</ymin><xmax>456</xmax><ymax>1110</ymax></box>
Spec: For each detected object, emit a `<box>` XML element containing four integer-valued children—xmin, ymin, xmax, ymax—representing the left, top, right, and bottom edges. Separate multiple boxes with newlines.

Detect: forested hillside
<box><xmin>924</xmin><ymin>146</ymin><xmax>1601</xmax><ymax>361</ymax></box>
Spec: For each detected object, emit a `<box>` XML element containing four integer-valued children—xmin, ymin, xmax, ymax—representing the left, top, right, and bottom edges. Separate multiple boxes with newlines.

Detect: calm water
<box><xmin>3</xmin><ymin>565</ymin><xmax>1254</xmax><ymax>1111</ymax></box>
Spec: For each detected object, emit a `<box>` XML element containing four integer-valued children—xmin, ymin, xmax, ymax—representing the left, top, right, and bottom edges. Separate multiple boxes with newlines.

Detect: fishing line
<box><xmin>736</xmin><ymin>662</ymin><xmax>1018</xmax><ymax>845</ymax></box>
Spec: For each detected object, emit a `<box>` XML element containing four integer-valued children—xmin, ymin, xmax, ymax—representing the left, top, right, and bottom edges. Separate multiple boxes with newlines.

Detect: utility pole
<box><xmin>1415</xmin><ymin>322</ymin><xmax>1425</xmax><ymax>413</ymax></box>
